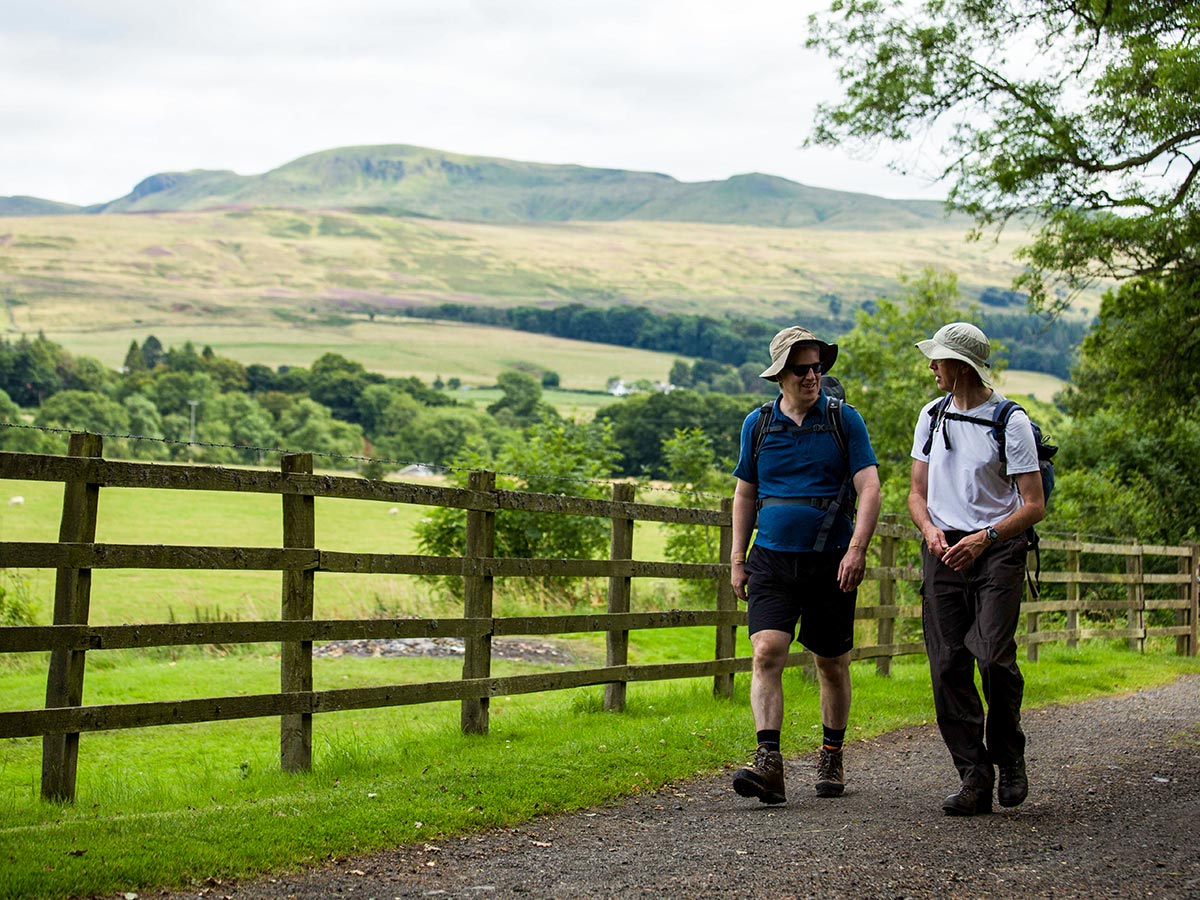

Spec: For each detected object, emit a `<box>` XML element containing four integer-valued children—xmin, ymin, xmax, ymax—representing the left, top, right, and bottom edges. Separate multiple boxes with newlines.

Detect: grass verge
<box><xmin>1</xmin><ymin>642</ymin><xmax>1197</xmax><ymax>899</ymax></box>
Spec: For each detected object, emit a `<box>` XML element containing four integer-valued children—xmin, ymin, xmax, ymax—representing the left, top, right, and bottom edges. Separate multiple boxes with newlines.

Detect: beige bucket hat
<box><xmin>915</xmin><ymin>322</ymin><xmax>992</xmax><ymax>385</ymax></box>
<box><xmin>759</xmin><ymin>326</ymin><xmax>839</xmax><ymax>381</ymax></box>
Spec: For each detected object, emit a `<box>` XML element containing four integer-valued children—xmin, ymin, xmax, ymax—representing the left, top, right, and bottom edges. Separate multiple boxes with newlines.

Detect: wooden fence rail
<box><xmin>0</xmin><ymin>438</ymin><xmax>1196</xmax><ymax>802</ymax></box>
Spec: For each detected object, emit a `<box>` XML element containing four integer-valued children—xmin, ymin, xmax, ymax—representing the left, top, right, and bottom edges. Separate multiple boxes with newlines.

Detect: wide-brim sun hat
<box><xmin>759</xmin><ymin>326</ymin><xmax>839</xmax><ymax>381</ymax></box>
<box><xmin>916</xmin><ymin>322</ymin><xmax>992</xmax><ymax>385</ymax></box>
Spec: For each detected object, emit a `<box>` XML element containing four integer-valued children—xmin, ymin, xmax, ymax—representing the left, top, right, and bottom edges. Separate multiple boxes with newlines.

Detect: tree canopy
<box><xmin>808</xmin><ymin>1</ymin><xmax>1200</xmax><ymax>310</ymax></box>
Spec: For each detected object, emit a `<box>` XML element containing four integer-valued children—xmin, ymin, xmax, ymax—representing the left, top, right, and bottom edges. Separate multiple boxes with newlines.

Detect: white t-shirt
<box><xmin>910</xmin><ymin>391</ymin><xmax>1040</xmax><ymax>533</ymax></box>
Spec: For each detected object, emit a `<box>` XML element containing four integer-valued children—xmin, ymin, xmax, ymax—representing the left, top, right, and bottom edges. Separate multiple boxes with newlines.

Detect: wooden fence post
<box><xmin>1182</xmin><ymin>542</ymin><xmax>1199</xmax><ymax>657</ymax></box>
<box><xmin>280</xmin><ymin>454</ymin><xmax>315</xmax><ymax>773</ymax></box>
<box><xmin>876</xmin><ymin>529</ymin><xmax>896</xmax><ymax>677</ymax></box>
<box><xmin>714</xmin><ymin>496</ymin><xmax>736</xmax><ymax>698</ymax></box>
<box><xmin>605</xmin><ymin>483</ymin><xmax>635</xmax><ymax>711</ymax></box>
<box><xmin>461</xmin><ymin>470</ymin><xmax>496</xmax><ymax>735</ymax></box>
<box><xmin>41</xmin><ymin>431</ymin><xmax>103</xmax><ymax>802</ymax></box>
<box><xmin>1128</xmin><ymin>544</ymin><xmax>1145</xmax><ymax>653</ymax></box>
<box><xmin>1066</xmin><ymin>536</ymin><xmax>1081</xmax><ymax>649</ymax></box>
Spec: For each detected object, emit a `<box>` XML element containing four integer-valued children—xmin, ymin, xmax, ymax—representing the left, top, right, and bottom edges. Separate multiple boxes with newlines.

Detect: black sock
<box><xmin>822</xmin><ymin>725</ymin><xmax>845</xmax><ymax>750</ymax></box>
<box><xmin>756</xmin><ymin>729</ymin><xmax>781</xmax><ymax>751</ymax></box>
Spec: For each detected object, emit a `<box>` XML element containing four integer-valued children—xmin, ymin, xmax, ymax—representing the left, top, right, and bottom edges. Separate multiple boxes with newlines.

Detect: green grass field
<box><xmin>38</xmin><ymin>316</ymin><xmax>1068</xmax><ymax>406</ymax></box>
<box><xmin>42</xmin><ymin>318</ymin><xmax>688</xmax><ymax>394</ymax></box>
<box><xmin>994</xmin><ymin>368</ymin><xmax>1067</xmax><ymax>402</ymax></box>
<box><xmin>0</xmin><ymin>471</ymin><xmax>683</xmax><ymax>628</ymax></box>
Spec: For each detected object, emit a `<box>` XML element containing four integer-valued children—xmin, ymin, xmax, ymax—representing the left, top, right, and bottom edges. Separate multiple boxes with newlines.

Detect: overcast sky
<box><xmin>1</xmin><ymin>0</ymin><xmax>951</xmax><ymax>207</ymax></box>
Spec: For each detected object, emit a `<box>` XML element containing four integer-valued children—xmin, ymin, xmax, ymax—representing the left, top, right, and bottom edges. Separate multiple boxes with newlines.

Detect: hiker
<box><xmin>728</xmin><ymin>326</ymin><xmax>881</xmax><ymax>804</ymax></box>
<box><xmin>908</xmin><ymin>321</ymin><xmax>1045</xmax><ymax>816</ymax></box>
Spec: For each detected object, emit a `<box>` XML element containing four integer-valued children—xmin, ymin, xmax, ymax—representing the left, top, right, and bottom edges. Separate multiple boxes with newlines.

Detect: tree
<box><xmin>1052</xmin><ymin>272</ymin><xmax>1200</xmax><ymax>541</ymax></box>
<box><xmin>384</xmin><ymin>406</ymin><xmax>497</xmax><ymax>467</ymax></box>
<box><xmin>35</xmin><ymin>390</ymin><xmax>130</xmax><ymax>435</ymax></box>
<box><xmin>141</xmin><ymin>335</ymin><xmax>165</xmax><ymax>370</ymax></box>
<box><xmin>808</xmin><ymin>2</ymin><xmax>1200</xmax><ymax>310</ymax></box>
<box><xmin>122</xmin><ymin>393</ymin><xmax>171</xmax><ymax>460</ymax></box>
<box><xmin>308</xmin><ymin>354</ymin><xmax>373</xmax><ymax>423</ymax></box>
<box><xmin>661</xmin><ymin>428</ymin><xmax>731</xmax><ymax>604</ymax></box>
<box><xmin>149</xmin><ymin>371</ymin><xmax>217</xmax><ymax>419</ymax></box>
<box><xmin>199</xmin><ymin>393</ymin><xmax>281</xmax><ymax>465</ymax></box>
<box><xmin>415</xmin><ymin>418</ymin><xmax>620</xmax><ymax>604</ymax></box>
<box><xmin>164</xmin><ymin>341</ymin><xmax>204</xmax><ymax>373</ymax></box>
<box><xmin>3</xmin><ymin>334</ymin><xmax>63</xmax><ymax>406</ymax></box>
<box><xmin>245</xmin><ymin>363</ymin><xmax>278</xmax><ymax>394</ymax></box>
<box><xmin>62</xmin><ymin>355</ymin><xmax>114</xmax><ymax>394</ymax></box>
<box><xmin>595</xmin><ymin>389</ymin><xmax>754</xmax><ymax>478</ymax></box>
<box><xmin>668</xmin><ymin>359</ymin><xmax>692</xmax><ymax>388</ymax></box>
<box><xmin>1062</xmin><ymin>275</ymin><xmax>1200</xmax><ymax>420</ymax></box>
<box><xmin>834</xmin><ymin>269</ymin><xmax>966</xmax><ymax>503</ymax></box>
<box><xmin>0</xmin><ymin>387</ymin><xmax>19</xmax><ymax>425</ymax></box>
<box><xmin>202</xmin><ymin>355</ymin><xmax>249</xmax><ymax>394</ymax></box>
<box><xmin>123</xmin><ymin>340</ymin><xmax>146</xmax><ymax>374</ymax></box>
<box><xmin>487</xmin><ymin>370</ymin><xmax>556</xmax><ymax>427</ymax></box>
<box><xmin>278</xmin><ymin>399</ymin><xmax>364</xmax><ymax>468</ymax></box>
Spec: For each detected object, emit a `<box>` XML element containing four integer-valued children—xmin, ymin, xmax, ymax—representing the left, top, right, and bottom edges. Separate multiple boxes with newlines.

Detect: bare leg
<box><xmin>814</xmin><ymin>651</ymin><xmax>852</xmax><ymax>730</ymax></box>
<box><xmin>749</xmin><ymin>629</ymin><xmax>793</xmax><ymax>732</ymax></box>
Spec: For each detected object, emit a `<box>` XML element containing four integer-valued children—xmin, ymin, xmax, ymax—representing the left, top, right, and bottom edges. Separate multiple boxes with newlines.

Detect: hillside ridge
<box><xmin>2</xmin><ymin>143</ymin><xmax>957</xmax><ymax>230</ymax></box>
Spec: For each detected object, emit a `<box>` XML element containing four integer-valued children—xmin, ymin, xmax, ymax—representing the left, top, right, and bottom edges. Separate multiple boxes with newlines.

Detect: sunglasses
<box><xmin>783</xmin><ymin>362</ymin><xmax>823</xmax><ymax>378</ymax></box>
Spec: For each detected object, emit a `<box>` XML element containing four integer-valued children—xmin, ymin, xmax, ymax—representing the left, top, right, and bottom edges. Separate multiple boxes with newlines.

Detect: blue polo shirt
<box><xmin>732</xmin><ymin>392</ymin><xmax>878</xmax><ymax>553</ymax></box>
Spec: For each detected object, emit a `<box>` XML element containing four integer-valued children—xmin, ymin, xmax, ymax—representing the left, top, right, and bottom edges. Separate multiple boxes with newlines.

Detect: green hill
<box><xmin>82</xmin><ymin>144</ymin><xmax>959</xmax><ymax>230</ymax></box>
<box><xmin>0</xmin><ymin>196</ymin><xmax>82</xmax><ymax>216</ymax></box>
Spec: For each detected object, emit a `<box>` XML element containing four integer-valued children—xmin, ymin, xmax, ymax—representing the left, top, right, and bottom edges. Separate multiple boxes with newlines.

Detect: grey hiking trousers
<box><xmin>921</xmin><ymin>533</ymin><xmax>1028</xmax><ymax>789</ymax></box>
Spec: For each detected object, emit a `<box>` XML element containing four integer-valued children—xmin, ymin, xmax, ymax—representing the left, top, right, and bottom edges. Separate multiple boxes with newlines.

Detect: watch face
<box><xmin>986</xmin><ymin>527</ymin><xmax>999</xmax><ymax>542</ymax></box>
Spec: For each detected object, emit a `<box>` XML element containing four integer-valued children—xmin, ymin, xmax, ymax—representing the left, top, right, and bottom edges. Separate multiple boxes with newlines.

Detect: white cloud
<box><xmin>0</xmin><ymin>0</ymin><xmax>951</xmax><ymax>205</ymax></box>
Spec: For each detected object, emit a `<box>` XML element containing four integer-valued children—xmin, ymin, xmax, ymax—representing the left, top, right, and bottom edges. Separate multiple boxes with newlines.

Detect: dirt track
<box><xmin>169</xmin><ymin>676</ymin><xmax>1200</xmax><ymax>900</ymax></box>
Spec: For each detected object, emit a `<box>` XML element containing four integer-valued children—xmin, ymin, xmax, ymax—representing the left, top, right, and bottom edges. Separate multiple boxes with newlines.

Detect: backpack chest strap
<box><xmin>764</xmin><ymin>421</ymin><xmax>838</xmax><ymax>437</ymax></box>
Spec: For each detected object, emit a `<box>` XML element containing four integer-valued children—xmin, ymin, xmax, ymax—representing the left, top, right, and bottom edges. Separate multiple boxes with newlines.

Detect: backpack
<box><xmin>921</xmin><ymin>392</ymin><xmax>1058</xmax><ymax>595</ymax></box>
<box><xmin>749</xmin><ymin>376</ymin><xmax>854</xmax><ymax>553</ymax></box>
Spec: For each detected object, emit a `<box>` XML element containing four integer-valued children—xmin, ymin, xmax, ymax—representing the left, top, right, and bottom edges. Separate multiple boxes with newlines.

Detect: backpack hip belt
<box><xmin>758</xmin><ymin>496</ymin><xmax>851</xmax><ymax>517</ymax></box>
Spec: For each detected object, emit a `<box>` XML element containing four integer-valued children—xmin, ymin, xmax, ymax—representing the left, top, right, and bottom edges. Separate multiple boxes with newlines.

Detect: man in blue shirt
<box><xmin>729</xmin><ymin>326</ymin><xmax>881</xmax><ymax>805</ymax></box>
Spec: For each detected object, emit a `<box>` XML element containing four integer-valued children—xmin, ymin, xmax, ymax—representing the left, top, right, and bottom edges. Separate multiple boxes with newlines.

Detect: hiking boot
<box><xmin>998</xmin><ymin>757</ymin><xmax>1028</xmax><ymax>807</ymax></box>
<box><xmin>815</xmin><ymin>745</ymin><xmax>845</xmax><ymax>798</ymax></box>
<box><xmin>942</xmin><ymin>784</ymin><xmax>993</xmax><ymax>816</ymax></box>
<box><xmin>732</xmin><ymin>745</ymin><xmax>786</xmax><ymax>804</ymax></box>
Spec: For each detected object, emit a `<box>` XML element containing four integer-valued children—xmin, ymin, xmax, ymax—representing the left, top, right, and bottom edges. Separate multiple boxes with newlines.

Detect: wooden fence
<box><xmin>0</xmin><ymin>436</ymin><xmax>1196</xmax><ymax>802</ymax></box>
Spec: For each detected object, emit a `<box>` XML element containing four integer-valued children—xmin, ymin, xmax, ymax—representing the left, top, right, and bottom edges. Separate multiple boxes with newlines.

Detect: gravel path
<box><xmin>175</xmin><ymin>676</ymin><xmax>1199</xmax><ymax>900</ymax></box>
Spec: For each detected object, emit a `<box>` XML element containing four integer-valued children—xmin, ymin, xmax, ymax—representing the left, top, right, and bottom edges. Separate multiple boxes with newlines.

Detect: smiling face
<box><xmin>779</xmin><ymin>343</ymin><xmax>823</xmax><ymax>407</ymax></box>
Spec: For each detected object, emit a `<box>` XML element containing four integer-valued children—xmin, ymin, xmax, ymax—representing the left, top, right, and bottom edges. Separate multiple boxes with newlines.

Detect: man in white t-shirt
<box><xmin>908</xmin><ymin>322</ymin><xmax>1045</xmax><ymax>817</ymax></box>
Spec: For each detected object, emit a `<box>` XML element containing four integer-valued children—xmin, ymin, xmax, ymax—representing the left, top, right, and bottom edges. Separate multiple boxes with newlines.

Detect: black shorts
<box><xmin>745</xmin><ymin>545</ymin><xmax>857</xmax><ymax>659</ymax></box>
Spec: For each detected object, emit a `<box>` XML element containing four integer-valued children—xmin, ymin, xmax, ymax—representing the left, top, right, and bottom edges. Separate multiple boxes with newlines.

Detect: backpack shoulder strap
<box><xmin>991</xmin><ymin>399</ymin><xmax>1022</xmax><ymax>467</ymax></box>
<box><xmin>750</xmin><ymin>400</ymin><xmax>775</xmax><ymax>478</ymax></box>
<box><xmin>921</xmin><ymin>393</ymin><xmax>954</xmax><ymax>456</ymax></box>
<box><xmin>810</xmin><ymin>396</ymin><xmax>856</xmax><ymax>553</ymax></box>
<box><xmin>825</xmin><ymin>397</ymin><xmax>848</xmax><ymax>458</ymax></box>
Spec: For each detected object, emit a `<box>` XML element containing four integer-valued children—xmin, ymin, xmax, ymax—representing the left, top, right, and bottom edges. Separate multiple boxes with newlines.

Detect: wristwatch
<box><xmin>984</xmin><ymin>526</ymin><xmax>1000</xmax><ymax>543</ymax></box>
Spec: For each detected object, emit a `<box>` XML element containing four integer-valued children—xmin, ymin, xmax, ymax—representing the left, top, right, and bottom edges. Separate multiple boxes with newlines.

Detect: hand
<box><xmin>837</xmin><ymin>545</ymin><xmax>866</xmax><ymax>592</ymax></box>
<box><xmin>941</xmin><ymin>531</ymin><xmax>988</xmax><ymax>572</ymax></box>
<box><xmin>923</xmin><ymin>526</ymin><xmax>950</xmax><ymax>560</ymax></box>
<box><xmin>731</xmin><ymin>561</ymin><xmax>749</xmax><ymax>601</ymax></box>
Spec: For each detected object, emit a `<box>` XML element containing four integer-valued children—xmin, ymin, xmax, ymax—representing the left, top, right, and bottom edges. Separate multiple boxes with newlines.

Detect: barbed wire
<box><xmin>0</xmin><ymin>423</ymin><xmax>1181</xmax><ymax>544</ymax></box>
<box><xmin>0</xmin><ymin>421</ymin><xmax>728</xmax><ymax>503</ymax></box>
